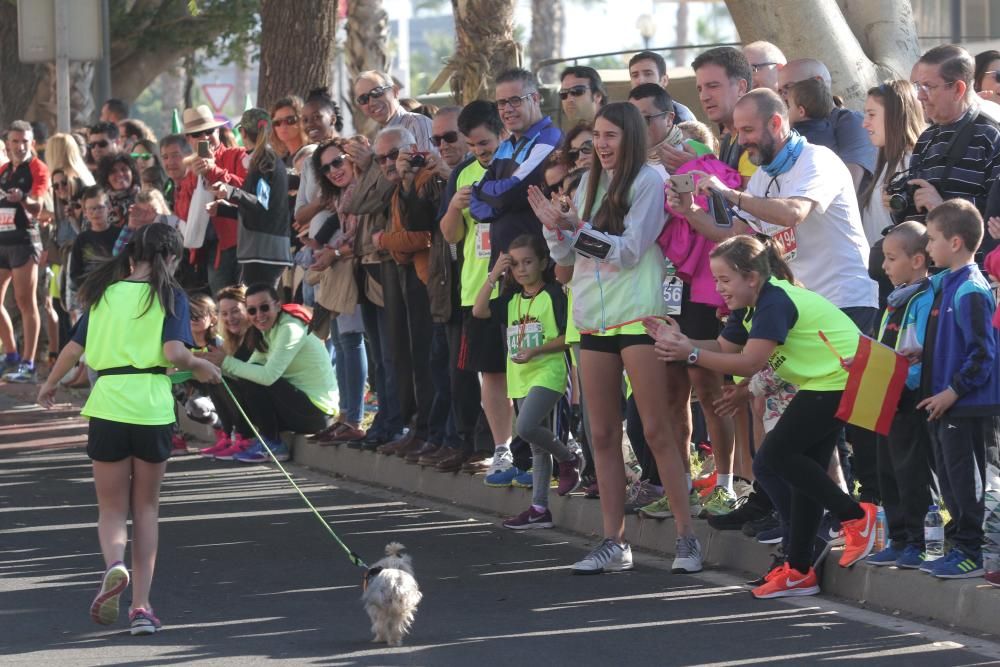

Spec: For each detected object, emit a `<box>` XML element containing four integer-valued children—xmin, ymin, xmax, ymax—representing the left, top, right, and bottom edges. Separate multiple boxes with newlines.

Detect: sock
<box><xmin>24</xmin><ymin>360</ymin><xmax>34</xmax><ymax>370</ymax></box>
<box><xmin>4</xmin><ymin>352</ymin><xmax>19</xmax><ymax>364</ymax></box>
<box><xmin>717</xmin><ymin>473</ymin><xmax>733</xmax><ymax>493</ymax></box>
<box><xmin>531</xmin><ymin>504</ymin><xmax>547</xmax><ymax>513</ymax></box>
<box><xmin>685</xmin><ymin>473</ymin><xmax>692</xmax><ymax>492</ymax></box>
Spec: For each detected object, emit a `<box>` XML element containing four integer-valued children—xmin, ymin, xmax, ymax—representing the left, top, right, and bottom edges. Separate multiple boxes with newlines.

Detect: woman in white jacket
<box><xmin>528</xmin><ymin>102</ymin><xmax>702</xmax><ymax>576</ymax></box>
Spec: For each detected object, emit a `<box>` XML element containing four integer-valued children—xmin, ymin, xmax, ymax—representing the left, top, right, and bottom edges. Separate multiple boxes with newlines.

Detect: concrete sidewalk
<box><xmin>290</xmin><ymin>436</ymin><xmax>1000</xmax><ymax>638</ymax></box>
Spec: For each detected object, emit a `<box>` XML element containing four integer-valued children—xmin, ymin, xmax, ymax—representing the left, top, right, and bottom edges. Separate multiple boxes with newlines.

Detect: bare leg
<box><xmin>580</xmin><ymin>349</ymin><xmax>626</xmax><ymax>542</ymax></box>
<box><xmin>624</xmin><ymin>346</ymin><xmax>694</xmax><ymax>537</ymax></box>
<box><xmin>12</xmin><ymin>262</ymin><xmax>40</xmax><ymax>362</ymax></box>
<box><xmin>44</xmin><ymin>296</ymin><xmax>59</xmax><ymax>358</ymax></box>
<box><xmin>92</xmin><ymin>459</ymin><xmax>133</xmax><ymax>567</ymax></box>
<box><xmin>664</xmin><ymin>363</ymin><xmax>692</xmax><ymax>475</ymax></box>
<box><xmin>0</xmin><ymin>271</ymin><xmax>15</xmax><ymax>354</ymax></box>
<box><xmin>828</xmin><ymin>447</ymin><xmax>849</xmax><ymax>494</ymax></box>
<box><xmin>689</xmin><ymin>366</ymin><xmax>734</xmax><ymax>476</ymax></box>
<box><xmin>129</xmin><ymin>458</ymin><xmax>167</xmax><ymax>611</ymax></box>
<box><xmin>480</xmin><ymin>372</ymin><xmax>513</xmax><ymax>446</ymax></box>
<box><xmin>733</xmin><ymin>400</ymin><xmax>755</xmax><ymax>481</ymax></box>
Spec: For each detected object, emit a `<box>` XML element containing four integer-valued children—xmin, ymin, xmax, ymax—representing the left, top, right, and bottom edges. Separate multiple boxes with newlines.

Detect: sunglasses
<box><xmin>567</xmin><ymin>141</ymin><xmax>593</xmax><ymax>162</ymax></box>
<box><xmin>431</xmin><ymin>131</ymin><xmax>459</xmax><ymax>147</ymax></box>
<box><xmin>356</xmin><ymin>85</ymin><xmax>391</xmax><ymax>106</ymax></box>
<box><xmin>320</xmin><ymin>155</ymin><xmax>348</xmax><ymax>173</ymax></box>
<box><xmin>130</xmin><ymin>152</ymin><xmax>152</xmax><ymax>160</ymax></box>
<box><xmin>558</xmin><ymin>85</ymin><xmax>589</xmax><ymax>100</ymax></box>
<box><xmin>53</xmin><ymin>181</ymin><xmax>68</xmax><ymax>189</ymax></box>
<box><xmin>186</xmin><ymin>129</ymin><xmax>213</xmax><ymax>139</ymax></box>
<box><xmin>246</xmin><ymin>303</ymin><xmax>274</xmax><ymax>316</ymax></box>
<box><xmin>375</xmin><ymin>148</ymin><xmax>400</xmax><ymax>164</ymax></box>
<box><xmin>87</xmin><ymin>140</ymin><xmax>109</xmax><ymax>150</ymax></box>
<box><xmin>272</xmin><ymin>115</ymin><xmax>300</xmax><ymax>127</ymax></box>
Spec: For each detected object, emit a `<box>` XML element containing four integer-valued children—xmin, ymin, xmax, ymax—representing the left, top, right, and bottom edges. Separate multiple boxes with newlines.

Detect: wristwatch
<box><xmin>687</xmin><ymin>347</ymin><xmax>700</xmax><ymax>365</ymax></box>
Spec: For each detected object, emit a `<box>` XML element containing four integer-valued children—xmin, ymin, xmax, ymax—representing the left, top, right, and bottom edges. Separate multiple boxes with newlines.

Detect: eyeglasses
<box><xmin>186</xmin><ymin>129</ymin><xmax>213</xmax><ymax>139</ymax></box>
<box><xmin>431</xmin><ymin>131</ymin><xmax>460</xmax><ymax>147</ymax></box>
<box><xmin>494</xmin><ymin>93</ymin><xmax>534</xmax><ymax>110</ymax></box>
<box><xmin>751</xmin><ymin>62</ymin><xmax>779</xmax><ymax>73</ymax></box>
<box><xmin>246</xmin><ymin>303</ymin><xmax>274</xmax><ymax>316</ymax></box>
<box><xmin>356</xmin><ymin>85</ymin><xmax>392</xmax><ymax>106</ymax></box>
<box><xmin>375</xmin><ymin>148</ymin><xmax>400</xmax><ymax>164</ymax></box>
<box><xmin>85</xmin><ymin>204</ymin><xmax>107</xmax><ymax>213</ymax></box>
<box><xmin>320</xmin><ymin>155</ymin><xmax>348</xmax><ymax>173</ymax></box>
<box><xmin>642</xmin><ymin>110</ymin><xmax>671</xmax><ymax>125</ymax></box>
<box><xmin>272</xmin><ymin>115</ymin><xmax>300</xmax><ymax>127</ymax></box>
<box><xmin>567</xmin><ymin>141</ymin><xmax>593</xmax><ymax>163</ymax></box>
<box><xmin>911</xmin><ymin>80</ymin><xmax>956</xmax><ymax>96</ymax></box>
<box><xmin>87</xmin><ymin>140</ymin><xmax>109</xmax><ymax>150</ymax></box>
<box><xmin>558</xmin><ymin>85</ymin><xmax>589</xmax><ymax>100</ymax></box>
<box><xmin>130</xmin><ymin>152</ymin><xmax>152</xmax><ymax>160</ymax></box>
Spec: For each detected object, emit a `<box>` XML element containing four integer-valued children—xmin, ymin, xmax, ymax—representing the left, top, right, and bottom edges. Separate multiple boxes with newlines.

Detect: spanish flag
<box><xmin>820</xmin><ymin>332</ymin><xmax>909</xmax><ymax>436</ymax></box>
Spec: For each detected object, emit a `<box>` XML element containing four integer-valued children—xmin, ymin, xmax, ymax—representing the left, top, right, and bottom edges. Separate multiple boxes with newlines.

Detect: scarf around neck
<box><xmin>761</xmin><ymin>130</ymin><xmax>805</xmax><ymax>178</ymax></box>
<box><xmin>647</xmin><ymin>125</ymin><xmax>686</xmax><ymax>164</ymax></box>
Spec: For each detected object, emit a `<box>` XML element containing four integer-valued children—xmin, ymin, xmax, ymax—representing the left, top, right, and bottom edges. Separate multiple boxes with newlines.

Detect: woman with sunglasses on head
<box><xmin>196</xmin><ymin>283</ymin><xmax>338</xmax><ymax>463</ymax></box>
<box><xmin>209</xmin><ymin>108</ymin><xmax>291</xmax><ymax>289</ymax></box>
<box><xmin>528</xmin><ymin>102</ymin><xmax>702</xmax><ymax>575</ymax></box>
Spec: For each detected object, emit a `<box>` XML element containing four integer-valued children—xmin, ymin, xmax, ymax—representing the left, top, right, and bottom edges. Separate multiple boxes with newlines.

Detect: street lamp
<box><xmin>637</xmin><ymin>13</ymin><xmax>656</xmax><ymax>50</ymax></box>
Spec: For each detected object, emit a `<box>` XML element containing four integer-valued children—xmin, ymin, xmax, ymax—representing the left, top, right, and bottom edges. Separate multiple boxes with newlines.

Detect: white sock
<box><xmin>685</xmin><ymin>474</ymin><xmax>692</xmax><ymax>493</ymax></box>
<box><xmin>717</xmin><ymin>473</ymin><xmax>733</xmax><ymax>493</ymax></box>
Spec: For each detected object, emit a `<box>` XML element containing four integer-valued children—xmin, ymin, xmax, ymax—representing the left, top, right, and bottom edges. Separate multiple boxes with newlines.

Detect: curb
<box><xmin>288</xmin><ymin>436</ymin><xmax>999</xmax><ymax>636</ymax></box>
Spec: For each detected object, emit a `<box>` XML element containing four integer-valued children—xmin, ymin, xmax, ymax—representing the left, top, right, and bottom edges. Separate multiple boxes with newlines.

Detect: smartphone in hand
<box><xmin>197</xmin><ymin>141</ymin><xmax>211</xmax><ymax>159</ymax></box>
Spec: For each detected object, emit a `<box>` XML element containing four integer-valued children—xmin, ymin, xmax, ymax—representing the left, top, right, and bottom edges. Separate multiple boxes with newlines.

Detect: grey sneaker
<box><xmin>625</xmin><ymin>480</ymin><xmax>664</xmax><ymax>514</ymax></box>
<box><xmin>572</xmin><ymin>538</ymin><xmax>634</xmax><ymax>575</ymax></box>
<box><xmin>672</xmin><ymin>535</ymin><xmax>703</xmax><ymax>574</ymax></box>
<box><xmin>3</xmin><ymin>362</ymin><xmax>37</xmax><ymax>384</ymax></box>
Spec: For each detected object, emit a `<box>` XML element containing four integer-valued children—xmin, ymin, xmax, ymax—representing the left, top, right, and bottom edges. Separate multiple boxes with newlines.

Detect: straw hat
<box><xmin>182</xmin><ymin>105</ymin><xmax>225</xmax><ymax>134</ymax></box>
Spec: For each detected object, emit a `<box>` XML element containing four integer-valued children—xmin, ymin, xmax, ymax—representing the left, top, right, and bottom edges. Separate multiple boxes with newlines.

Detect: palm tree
<box><xmin>529</xmin><ymin>0</ymin><xmax>564</xmax><ymax>84</ymax></box>
<box><xmin>449</xmin><ymin>0</ymin><xmax>521</xmax><ymax>104</ymax></box>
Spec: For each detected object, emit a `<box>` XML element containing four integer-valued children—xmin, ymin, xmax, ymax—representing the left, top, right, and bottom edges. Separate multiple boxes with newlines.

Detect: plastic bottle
<box><xmin>875</xmin><ymin>506</ymin><xmax>887</xmax><ymax>551</ymax></box>
<box><xmin>924</xmin><ymin>505</ymin><xmax>944</xmax><ymax>560</ymax></box>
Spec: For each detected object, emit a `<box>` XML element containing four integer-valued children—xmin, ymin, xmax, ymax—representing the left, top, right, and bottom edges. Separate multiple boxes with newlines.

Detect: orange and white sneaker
<box><xmin>751</xmin><ymin>562</ymin><xmax>820</xmax><ymax>599</ymax></box>
<box><xmin>839</xmin><ymin>502</ymin><xmax>878</xmax><ymax>567</ymax></box>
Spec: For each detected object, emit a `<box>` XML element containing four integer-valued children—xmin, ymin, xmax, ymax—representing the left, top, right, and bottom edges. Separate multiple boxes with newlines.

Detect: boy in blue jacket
<box><xmin>866</xmin><ymin>221</ymin><xmax>938</xmax><ymax>569</ymax></box>
<box><xmin>918</xmin><ymin>200</ymin><xmax>1000</xmax><ymax>579</ymax></box>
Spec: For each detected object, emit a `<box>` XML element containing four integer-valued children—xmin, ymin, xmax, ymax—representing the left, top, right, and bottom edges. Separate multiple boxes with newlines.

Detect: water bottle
<box><xmin>924</xmin><ymin>505</ymin><xmax>945</xmax><ymax>560</ymax></box>
<box><xmin>874</xmin><ymin>506</ymin><xmax>887</xmax><ymax>551</ymax></box>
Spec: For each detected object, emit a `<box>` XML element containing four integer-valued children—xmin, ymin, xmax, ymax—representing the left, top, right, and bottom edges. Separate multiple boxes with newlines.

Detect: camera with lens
<box><xmin>886</xmin><ymin>168</ymin><xmax>922</xmax><ymax>223</ymax></box>
<box><xmin>409</xmin><ymin>153</ymin><xmax>427</xmax><ymax>168</ymax></box>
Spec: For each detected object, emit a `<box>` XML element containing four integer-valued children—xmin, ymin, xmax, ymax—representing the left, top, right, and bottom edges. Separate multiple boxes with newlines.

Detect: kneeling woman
<box><xmin>199</xmin><ymin>283</ymin><xmax>337</xmax><ymax>463</ymax></box>
<box><xmin>648</xmin><ymin>236</ymin><xmax>878</xmax><ymax>599</ymax></box>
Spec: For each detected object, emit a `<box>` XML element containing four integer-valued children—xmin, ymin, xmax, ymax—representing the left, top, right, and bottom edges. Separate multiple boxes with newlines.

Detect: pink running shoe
<box><xmin>199</xmin><ymin>429</ymin><xmax>232</xmax><ymax>457</ymax></box>
<box><xmin>129</xmin><ymin>607</ymin><xmax>162</xmax><ymax>635</ymax></box>
<box><xmin>214</xmin><ymin>434</ymin><xmax>253</xmax><ymax>461</ymax></box>
<box><xmin>169</xmin><ymin>433</ymin><xmax>189</xmax><ymax>456</ymax></box>
<box><xmin>90</xmin><ymin>561</ymin><xmax>129</xmax><ymax>625</ymax></box>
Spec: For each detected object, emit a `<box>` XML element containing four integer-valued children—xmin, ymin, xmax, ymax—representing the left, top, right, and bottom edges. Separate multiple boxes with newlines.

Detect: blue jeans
<box><xmin>331</xmin><ymin>316</ymin><xmax>367</xmax><ymax>425</ymax></box>
<box><xmin>360</xmin><ymin>298</ymin><xmax>403</xmax><ymax>438</ymax></box>
<box><xmin>429</xmin><ymin>323</ymin><xmax>460</xmax><ymax>447</ymax></box>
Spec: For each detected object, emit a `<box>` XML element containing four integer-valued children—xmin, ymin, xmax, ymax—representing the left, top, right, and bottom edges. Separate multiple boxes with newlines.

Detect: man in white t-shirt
<box><xmin>667</xmin><ymin>88</ymin><xmax>878</xmax><ymax>321</ymax></box>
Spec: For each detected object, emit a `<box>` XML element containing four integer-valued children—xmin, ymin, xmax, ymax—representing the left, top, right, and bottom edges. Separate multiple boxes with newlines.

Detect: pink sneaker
<box><xmin>556</xmin><ymin>458</ymin><xmax>582</xmax><ymax>496</ymax></box>
<box><xmin>170</xmin><ymin>434</ymin><xmax>189</xmax><ymax>456</ymax></box>
<box><xmin>199</xmin><ymin>429</ymin><xmax>232</xmax><ymax>457</ymax></box>
<box><xmin>214</xmin><ymin>434</ymin><xmax>252</xmax><ymax>461</ymax></box>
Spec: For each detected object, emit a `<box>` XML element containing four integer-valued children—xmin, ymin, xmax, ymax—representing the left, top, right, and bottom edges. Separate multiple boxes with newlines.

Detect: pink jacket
<box><xmin>658</xmin><ymin>156</ymin><xmax>742</xmax><ymax>308</ymax></box>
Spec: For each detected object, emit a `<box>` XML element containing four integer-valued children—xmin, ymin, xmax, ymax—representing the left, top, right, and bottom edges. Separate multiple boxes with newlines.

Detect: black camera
<box><xmin>886</xmin><ymin>169</ymin><xmax>921</xmax><ymax>223</ymax></box>
<box><xmin>409</xmin><ymin>153</ymin><xmax>427</xmax><ymax>168</ymax></box>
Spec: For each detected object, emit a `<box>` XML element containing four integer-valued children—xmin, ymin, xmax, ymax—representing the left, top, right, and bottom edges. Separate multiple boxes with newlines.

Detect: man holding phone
<box><xmin>173</xmin><ymin>105</ymin><xmax>246</xmax><ymax>294</ymax></box>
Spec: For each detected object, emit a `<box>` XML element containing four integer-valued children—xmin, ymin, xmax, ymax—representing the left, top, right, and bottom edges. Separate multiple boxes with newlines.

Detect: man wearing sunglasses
<box><xmin>470</xmin><ymin>68</ymin><xmax>562</xmax><ymax>271</ymax></box>
<box><xmin>629</xmin><ymin>84</ymin><xmax>713</xmax><ymax>181</ymax></box>
<box><xmin>173</xmin><ymin>105</ymin><xmax>247</xmax><ymax>294</ymax></box>
<box><xmin>558</xmin><ymin>66</ymin><xmax>606</xmax><ymax>124</ymax></box>
<box><xmin>0</xmin><ymin>120</ymin><xmax>49</xmax><ymax>383</ymax></box>
<box><xmin>86</xmin><ymin>121</ymin><xmax>121</xmax><ymax>168</ymax></box>
<box><xmin>354</xmin><ymin>70</ymin><xmax>434</xmax><ymax>152</ymax></box>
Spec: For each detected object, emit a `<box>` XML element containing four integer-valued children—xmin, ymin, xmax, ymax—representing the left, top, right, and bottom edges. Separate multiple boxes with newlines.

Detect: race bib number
<box><xmin>475</xmin><ymin>223</ymin><xmax>491</xmax><ymax>258</ymax></box>
<box><xmin>772</xmin><ymin>227</ymin><xmax>797</xmax><ymax>261</ymax></box>
<box><xmin>662</xmin><ymin>276</ymin><xmax>683</xmax><ymax>315</ymax></box>
<box><xmin>0</xmin><ymin>208</ymin><xmax>16</xmax><ymax>234</ymax></box>
<box><xmin>507</xmin><ymin>321</ymin><xmax>543</xmax><ymax>354</ymax></box>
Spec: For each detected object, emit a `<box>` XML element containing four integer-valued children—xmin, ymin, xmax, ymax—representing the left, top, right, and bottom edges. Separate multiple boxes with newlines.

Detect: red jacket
<box><xmin>174</xmin><ymin>144</ymin><xmax>247</xmax><ymax>268</ymax></box>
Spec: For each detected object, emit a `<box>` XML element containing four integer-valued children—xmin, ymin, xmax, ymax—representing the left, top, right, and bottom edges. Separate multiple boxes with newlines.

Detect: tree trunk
<box><xmin>0</xmin><ymin>2</ymin><xmax>42</xmax><ymax>124</ymax></box>
<box><xmin>22</xmin><ymin>62</ymin><xmax>96</xmax><ymax>133</ymax></box>
<box><xmin>724</xmin><ymin>0</ymin><xmax>919</xmax><ymax>109</ymax></box>
<box><xmin>257</xmin><ymin>0</ymin><xmax>338</xmax><ymax>112</ymax></box>
<box><xmin>450</xmin><ymin>0</ymin><xmax>521</xmax><ymax>105</ymax></box>
<box><xmin>529</xmin><ymin>0</ymin><xmax>563</xmax><ymax>84</ymax></box>
<box><xmin>674</xmin><ymin>0</ymin><xmax>689</xmax><ymax>68</ymax></box>
<box><xmin>161</xmin><ymin>62</ymin><xmax>186</xmax><ymax>122</ymax></box>
<box><xmin>345</xmin><ymin>0</ymin><xmax>390</xmax><ymax>138</ymax></box>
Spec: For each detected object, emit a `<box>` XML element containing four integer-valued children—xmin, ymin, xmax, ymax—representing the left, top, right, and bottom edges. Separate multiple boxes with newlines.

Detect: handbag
<box><xmin>182</xmin><ymin>177</ymin><xmax>213</xmax><ymax>249</ymax></box>
<box><xmin>311</xmin><ymin>257</ymin><xmax>359</xmax><ymax>317</ymax></box>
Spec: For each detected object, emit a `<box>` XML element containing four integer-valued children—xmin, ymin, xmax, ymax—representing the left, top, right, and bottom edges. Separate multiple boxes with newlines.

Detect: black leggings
<box><xmin>226</xmin><ymin>377</ymin><xmax>330</xmax><ymax>440</ymax></box>
<box><xmin>240</xmin><ymin>262</ymin><xmax>286</xmax><ymax>289</ymax></box>
<box><xmin>753</xmin><ymin>390</ymin><xmax>864</xmax><ymax>572</ymax></box>
<box><xmin>207</xmin><ymin>382</ymin><xmax>251</xmax><ymax>438</ymax></box>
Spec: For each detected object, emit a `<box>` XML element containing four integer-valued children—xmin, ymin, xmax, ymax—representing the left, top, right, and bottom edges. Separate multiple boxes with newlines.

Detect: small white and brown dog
<box><xmin>361</xmin><ymin>542</ymin><xmax>422</xmax><ymax>646</ymax></box>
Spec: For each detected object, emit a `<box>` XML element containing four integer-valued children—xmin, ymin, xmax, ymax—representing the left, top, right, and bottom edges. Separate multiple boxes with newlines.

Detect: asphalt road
<box><xmin>3</xmin><ymin>388</ymin><xmax>1000</xmax><ymax>666</ymax></box>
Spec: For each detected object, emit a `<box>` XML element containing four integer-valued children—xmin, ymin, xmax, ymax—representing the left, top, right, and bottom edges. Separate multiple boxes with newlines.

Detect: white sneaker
<box><xmin>572</xmin><ymin>538</ymin><xmax>633</xmax><ymax>575</ymax></box>
<box><xmin>672</xmin><ymin>535</ymin><xmax>703</xmax><ymax>574</ymax></box>
<box><xmin>485</xmin><ymin>446</ymin><xmax>513</xmax><ymax>475</ymax></box>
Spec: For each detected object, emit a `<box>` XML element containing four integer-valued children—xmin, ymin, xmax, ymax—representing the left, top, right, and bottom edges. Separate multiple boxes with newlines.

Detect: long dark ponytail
<box><xmin>78</xmin><ymin>222</ymin><xmax>183</xmax><ymax>317</ymax></box>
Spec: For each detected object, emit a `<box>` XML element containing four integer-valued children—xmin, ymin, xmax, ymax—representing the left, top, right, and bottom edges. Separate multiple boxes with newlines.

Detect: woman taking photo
<box><xmin>306</xmin><ymin>138</ymin><xmax>368</xmax><ymax>444</ymax></box>
<box><xmin>210</xmin><ymin>108</ymin><xmax>292</xmax><ymax>288</ymax></box>
<box><xmin>197</xmin><ymin>284</ymin><xmax>338</xmax><ymax>463</ymax></box>
<box><xmin>527</xmin><ymin>102</ymin><xmax>699</xmax><ymax>575</ymax></box>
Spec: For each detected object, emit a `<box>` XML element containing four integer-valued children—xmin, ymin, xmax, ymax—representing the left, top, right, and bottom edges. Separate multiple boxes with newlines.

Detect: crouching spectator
<box><xmin>196</xmin><ymin>283</ymin><xmax>337</xmax><ymax>463</ymax></box>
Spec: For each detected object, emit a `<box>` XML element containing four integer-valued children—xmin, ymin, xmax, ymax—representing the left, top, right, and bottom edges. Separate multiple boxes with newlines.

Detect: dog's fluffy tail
<box><xmin>385</xmin><ymin>542</ymin><xmax>406</xmax><ymax>557</ymax></box>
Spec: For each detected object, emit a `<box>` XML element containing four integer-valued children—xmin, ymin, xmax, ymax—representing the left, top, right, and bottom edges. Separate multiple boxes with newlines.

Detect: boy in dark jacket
<box><xmin>918</xmin><ymin>199</ymin><xmax>1000</xmax><ymax>579</ymax></box>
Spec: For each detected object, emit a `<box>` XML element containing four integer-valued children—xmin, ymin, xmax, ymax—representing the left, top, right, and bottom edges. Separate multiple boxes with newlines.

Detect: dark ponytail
<box><xmin>78</xmin><ymin>222</ymin><xmax>183</xmax><ymax>317</ymax></box>
<box><xmin>710</xmin><ymin>235</ymin><xmax>796</xmax><ymax>285</ymax></box>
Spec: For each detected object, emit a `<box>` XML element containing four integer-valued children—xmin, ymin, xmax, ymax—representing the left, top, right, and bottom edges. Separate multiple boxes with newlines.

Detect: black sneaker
<box><xmin>746</xmin><ymin>550</ymin><xmax>787</xmax><ymax>587</ymax></box>
<box><xmin>706</xmin><ymin>489</ymin><xmax>771</xmax><ymax>531</ymax></box>
<box><xmin>742</xmin><ymin>510</ymin><xmax>780</xmax><ymax>538</ymax></box>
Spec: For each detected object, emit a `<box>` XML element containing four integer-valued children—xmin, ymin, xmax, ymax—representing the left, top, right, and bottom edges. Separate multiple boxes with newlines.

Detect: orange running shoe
<box><xmin>838</xmin><ymin>502</ymin><xmax>878</xmax><ymax>567</ymax></box>
<box><xmin>751</xmin><ymin>562</ymin><xmax>820</xmax><ymax>599</ymax></box>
